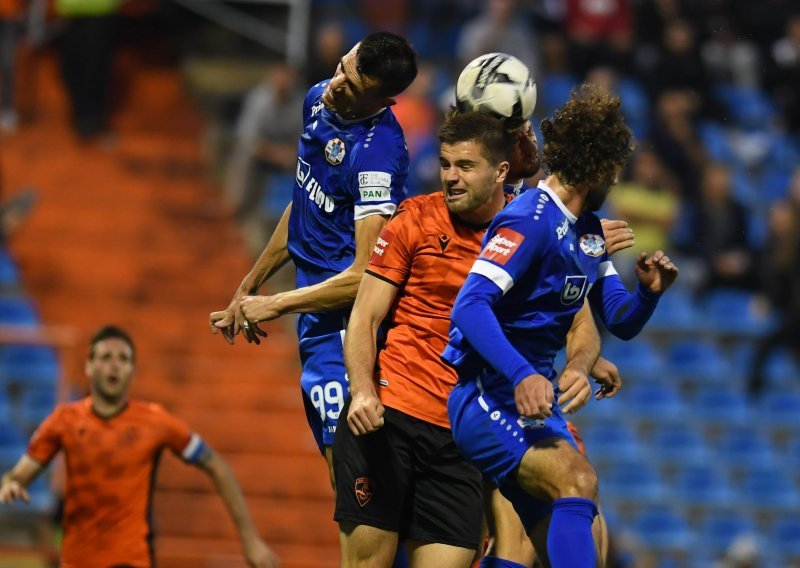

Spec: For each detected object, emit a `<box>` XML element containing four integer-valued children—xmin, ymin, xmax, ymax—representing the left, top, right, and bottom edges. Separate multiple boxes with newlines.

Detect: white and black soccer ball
<box><xmin>455</xmin><ymin>53</ymin><xmax>537</xmax><ymax>129</ymax></box>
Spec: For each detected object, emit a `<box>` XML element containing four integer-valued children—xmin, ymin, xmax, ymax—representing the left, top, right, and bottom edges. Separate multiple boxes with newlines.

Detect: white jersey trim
<box><xmin>538</xmin><ymin>181</ymin><xmax>577</xmax><ymax>224</ymax></box>
<box><xmin>597</xmin><ymin>260</ymin><xmax>618</xmax><ymax>279</ymax></box>
<box><xmin>181</xmin><ymin>433</ymin><xmax>204</xmax><ymax>462</ymax></box>
<box><xmin>354</xmin><ymin>202</ymin><xmax>397</xmax><ymax>220</ymax></box>
<box><xmin>471</xmin><ymin>259</ymin><xmax>514</xmax><ymax>294</ymax></box>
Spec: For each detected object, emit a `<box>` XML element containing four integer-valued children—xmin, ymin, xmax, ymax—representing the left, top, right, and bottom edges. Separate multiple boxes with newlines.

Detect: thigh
<box><xmin>339</xmin><ymin>521</ymin><xmax>399</xmax><ymax>568</ymax></box>
<box><xmin>406</xmin><ymin>541</ymin><xmax>476</xmax><ymax>568</ymax></box>
<box><xmin>403</xmin><ymin>413</ymin><xmax>483</xmax><ymax>550</ymax></box>
<box><xmin>333</xmin><ymin>401</ymin><xmax>413</xmax><ymax>533</ymax></box>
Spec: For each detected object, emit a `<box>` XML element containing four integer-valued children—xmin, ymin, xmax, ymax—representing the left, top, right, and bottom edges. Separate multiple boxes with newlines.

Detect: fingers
<box><xmin>605</xmin><ymin>231</ymin><xmax>635</xmax><ymax>255</ymax></box>
<box><xmin>600</xmin><ymin>218</ymin><xmax>628</xmax><ymax>233</ymax></box>
<box><xmin>560</xmin><ymin>381</ymin><xmax>591</xmax><ymax>414</ymax></box>
<box><xmin>348</xmin><ymin>401</ymin><xmax>385</xmax><ymax>436</ymax></box>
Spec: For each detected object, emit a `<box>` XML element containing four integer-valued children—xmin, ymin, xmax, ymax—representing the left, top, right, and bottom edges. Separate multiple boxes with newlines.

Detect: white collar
<box><xmin>538</xmin><ymin>180</ymin><xmax>577</xmax><ymax>224</ymax></box>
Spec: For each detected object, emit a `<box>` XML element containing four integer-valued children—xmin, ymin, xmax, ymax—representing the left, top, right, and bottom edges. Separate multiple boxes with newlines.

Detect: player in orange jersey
<box><xmin>0</xmin><ymin>325</ymin><xmax>278</xmax><ymax>568</ymax></box>
<box><xmin>333</xmin><ymin>112</ymin><xmax>621</xmax><ymax>568</ymax></box>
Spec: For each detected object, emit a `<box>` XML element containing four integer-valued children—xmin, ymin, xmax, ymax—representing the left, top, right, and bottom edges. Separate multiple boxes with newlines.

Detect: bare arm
<box><xmin>210</xmin><ymin>202</ymin><xmax>293</xmax><ymax>344</ymax></box>
<box><xmin>0</xmin><ymin>455</ymin><xmax>45</xmax><ymax>504</ymax></box>
<box><xmin>240</xmin><ymin>213</ymin><xmax>389</xmax><ymax>322</ymax></box>
<box><xmin>558</xmin><ymin>299</ymin><xmax>601</xmax><ymax>414</ymax></box>
<box><xmin>344</xmin><ymin>273</ymin><xmax>400</xmax><ymax>435</ymax></box>
<box><xmin>194</xmin><ymin>447</ymin><xmax>278</xmax><ymax>568</ymax></box>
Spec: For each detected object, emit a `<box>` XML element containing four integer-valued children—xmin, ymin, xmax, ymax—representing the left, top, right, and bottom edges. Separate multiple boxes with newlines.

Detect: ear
<box><xmin>496</xmin><ymin>161</ymin><xmax>510</xmax><ymax>184</ymax></box>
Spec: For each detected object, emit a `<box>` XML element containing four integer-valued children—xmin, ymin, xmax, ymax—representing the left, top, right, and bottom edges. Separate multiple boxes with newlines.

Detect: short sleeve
<box><xmin>350</xmin><ymin>125</ymin><xmax>409</xmax><ymax>221</ymax></box>
<box><xmin>154</xmin><ymin>405</ymin><xmax>206</xmax><ymax>464</ymax></box>
<box><xmin>469</xmin><ymin>212</ymin><xmax>546</xmax><ymax>294</ymax></box>
<box><xmin>27</xmin><ymin>407</ymin><xmax>65</xmax><ymax>466</ymax></box>
<box><xmin>366</xmin><ymin>206</ymin><xmax>415</xmax><ymax>287</ymax></box>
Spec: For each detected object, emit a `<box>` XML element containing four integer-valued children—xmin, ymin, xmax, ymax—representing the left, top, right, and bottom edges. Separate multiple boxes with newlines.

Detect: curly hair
<box><xmin>540</xmin><ymin>83</ymin><xmax>634</xmax><ymax>190</ymax></box>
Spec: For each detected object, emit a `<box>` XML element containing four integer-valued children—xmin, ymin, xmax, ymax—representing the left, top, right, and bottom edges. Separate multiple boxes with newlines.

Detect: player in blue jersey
<box><xmin>209</xmin><ymin>32</ymin><xmax>418</xmax><ymax>484</ymax></box>
<box><xmin>444</xmin><ymin>84</ymin><xmax>679</xmax><ymax>568</ymax></box>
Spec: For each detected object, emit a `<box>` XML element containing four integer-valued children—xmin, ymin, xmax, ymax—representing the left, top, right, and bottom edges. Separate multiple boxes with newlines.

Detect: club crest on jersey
<box><xmin>325</xmin><ymin>138</ymin><xmax>346</xmax><ymax>165</ymax></box>
<box><xmin>580</xmin><ymin>234</ymin><xmax>605</xmax><ymax>257</ymax></box>
<box><xmin>561</xmin><ymin>275</ymin><xmax>587</xmax><ymax>305</ymax></box>
<box><xmin>518</xmin><ymin>416</ymin><xmax>546</xmax><ymax>429</ymax></box>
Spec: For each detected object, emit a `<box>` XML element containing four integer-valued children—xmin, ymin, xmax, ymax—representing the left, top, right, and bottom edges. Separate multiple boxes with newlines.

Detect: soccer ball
<box><xmin>455</xmin><ymin>53</ymin><xmax>537</xmax><ymax>129</ymax></box>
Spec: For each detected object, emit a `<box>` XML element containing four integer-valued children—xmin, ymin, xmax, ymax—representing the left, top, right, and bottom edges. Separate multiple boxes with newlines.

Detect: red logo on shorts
<box><xmin>355</xmin><ymin>476</ymin><xmax>374</xmax><ymax>507</ymax></box>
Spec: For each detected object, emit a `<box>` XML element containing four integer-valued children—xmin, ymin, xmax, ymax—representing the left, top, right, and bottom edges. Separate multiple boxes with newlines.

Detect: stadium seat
<box><xmin>18</xmin><ymin>387</ymin><xmax>57</xmax><ymax>429</ymax></box>
<box><xmin>698</xmin><ymin>512</ymin><xmax>758</xmax><ymax>555</ymax></box>
<box><xmin>700</xmin><ymin>289</ymin><xmax>772</xmax><ymax>337</ymax></box>
<box><xmin>783</xmin><ymin>436</ymin><xmax>800</xmax><ymax>471</ymax></box>
<box><xmin>672</xmin><ymin>464</ymin><xmax>735</xmax><ymax>508</ymax></box>
<box><xmin>647</xmin><ymin>426</ymin><xmax>711</xmax><ymax>468</ymax></box>
<box><xmin>0</xmin><ymin>296</ymin><xmax>39</xmax><ymax>326</ymax></box>
<box><xmin>768</xmin><ymin>515</ymin><xmax>800</xmax><ymax>558</ymax></box>
<box><xmin>667</xmin><ymin>339</ymin><xmax>731</xmax><ymax>384</ymax></box>
<box><xmin>737</xmin><ymin>465</ymin><xmax>800</xmax><ymax>512</ymax></box>
<box><xmin>600</xmin><ymin>459</ymin><xmax>667</xmax><ymax>504</ymax></box>
<box><xmin>715</xmin><ymin>427</ymin><xmax>779</xmax><ymax>470</ymax></box>
<box><xmin>581</xmin><ymin>422</ymin><xmax>646</xmax><ymax>465</ymax></box>
<box><xmin>595</xmin><ymin>337</ymin><xmax>665</xmax><ymax>382</ymax></box>
<box><xmin>630</xmin><ymin>506</ymin><xmax>693</xmax><ymax>551</ymax></box>
<box><xmin>760</xmin><ymin>170</ymin><xmax>791</xmax><ymax>203</ymax></box>
<box><xmin>0</xmin><ymin>344</ymin><xmax>60</xmax><ymax>388</ymax></box>
<box><xmin>698</xmin><ymin>122</ymin><xmax>735</xmax><ymax>164</ymax></box>
<box><xmin>621</xmin><ymin>383</ymin><xmax>690</xmax><ymax>424</ymax></box>
<box><xmin>0</xmin><ymin>420</ymin><xmax>27</xmax><ymax>466</ymax></box>
<box><xmin>617</xmin><ymin>78</ymin><xmax>650</xmax><ymax>139</ymax></box>
<box><xmin>690</xmin><ymin>387</ymin><xmax>752</xmax><ymax>427</ymax></box>
<box><xmin>763</xmin><ymin>348</ymin><xmax>800</xmax><ymax>389</ymax></box>
<box><xmin>539</xmin><ymin>74</ymin><xmax>577</xmax><ymax>113</ymax></box>
<box><xmin>760</xmin><ymin>391</ymin><xmax>800</xmax><ymax>431</ymax></box>
<box><xmin>645</xmin><ymin>285</ymin><xmax>697</xmax><ymax>332</ymax></box>
<box><xmin>0</xmin><ymin>249</ymin><xmax>21</xmax><ymax>290</ymax></box>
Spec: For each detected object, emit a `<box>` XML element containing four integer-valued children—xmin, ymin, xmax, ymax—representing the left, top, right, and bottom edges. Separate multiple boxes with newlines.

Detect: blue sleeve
<box><xmin>450</xmin><ymin>274</ymin><xmax>539</xmax><ymax>387</ymax></box>
<box><xmin>588</xmin><ymin>261</ymin><xmax>661</xmax><ymax>340</ymax></box>
<box><xmin>350</xmin><ymin>120</ymin><xmax>409</xmax><ymax>221</ymax></box>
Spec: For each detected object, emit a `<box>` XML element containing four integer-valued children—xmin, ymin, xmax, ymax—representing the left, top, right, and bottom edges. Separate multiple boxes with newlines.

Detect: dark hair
<box><xmin>356</xmin><ymin>32</ymin><xmax>418</xmax><ymax>97</ymax></box>
<box><xmin>438</xmin><ymin>111</ymin><xmax>512</xmax><ymax>166</ymax></box>
<box><xmin>540</xmin><ymin>83</ymin><xmax>634</xmax><ymax>189</ymax></box>
<box><xmin>88</xmin><ymin>325</ymin><xmax>135</xmax><ymax>361</ymax></box>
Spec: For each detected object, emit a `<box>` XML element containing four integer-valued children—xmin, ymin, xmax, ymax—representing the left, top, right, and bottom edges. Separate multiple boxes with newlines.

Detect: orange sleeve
<box><xmin>27</xmin><ymin>407</ymin><xmax>65</xmax><ymax>465</ymax></box>
<box><xmin>152</xmin><ymin>404</ymin><xmax>205</xmax><ymax>463</ymax></box>
<box><xmin>366</xmin><ymin>205</ymin><xmax>416</xmax><ymax>286</ymax></box>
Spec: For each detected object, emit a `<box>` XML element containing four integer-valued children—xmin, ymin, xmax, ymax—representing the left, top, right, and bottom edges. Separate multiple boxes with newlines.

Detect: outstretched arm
<box><xmin>210</xmin><ymin>202</ymin><xmax>293</xmax><ymax>344</ymax></box>
<box><xmin>559</xmin><ymin>299</ymin><xmax>601</xmax><ymax>414</ymax></box>
<box><xmin>0</xmin><ymin>455</ymin><xmax>44</xmax><ymax>505</ymax></box>
<box><xmin>194</xmin><ymin>447</ymin><xmax>279</xmax><ymax>568</ymax></box>
<box><xmin>240</xmin><ymin>213</ymin><xmax>388</xmax><ymax>321</ymax></box>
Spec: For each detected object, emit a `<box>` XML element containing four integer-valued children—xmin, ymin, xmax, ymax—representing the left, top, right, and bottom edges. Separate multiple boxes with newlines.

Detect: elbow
<box><xmin>607</xmin><ymin>323</ymin><xmax>640</xmax><ymax>341</ymax></box>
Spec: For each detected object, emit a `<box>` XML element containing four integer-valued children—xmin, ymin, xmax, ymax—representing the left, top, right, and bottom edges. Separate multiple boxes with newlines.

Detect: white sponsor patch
<box><xmin>358</xmin><ymin>171</ymin><xmax>392</xmax><ymax>189</ymax></box>
<box><xmin>359</xmin><ymin>187</ymin><xmax>391</xmax><ymax>202</ymax></box>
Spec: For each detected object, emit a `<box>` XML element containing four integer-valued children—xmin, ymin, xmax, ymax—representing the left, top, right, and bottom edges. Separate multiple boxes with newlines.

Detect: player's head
<box><xmin>322</xmin><ymin>32</ymin><xmax>417</xmax><ymax>119</ymax></box>
<box><xmin>540</xmin><ymin>83</ymin><xmax>634</xmax><ymax>211</ymax></box>
<box><xmin>446</xmin><ymin>105</ymin><xmax>540</xmax><ymax>183</ymax></box>
<box><xmin>438</xmin><ymin>111</ymin><xmax>511</xmax><ymax>224</ymax></box>
<box><xmin>86</xmin><ymin>325</ymin><xmax>135</xmax><ymax>403</ymax></box>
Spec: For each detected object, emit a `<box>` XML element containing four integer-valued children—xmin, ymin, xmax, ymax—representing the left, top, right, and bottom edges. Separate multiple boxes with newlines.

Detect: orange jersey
<box><xmin>367</xmin><ymin>192</ymin><xmax>495</xmax><ymax>428</ymax></box>
<box><xmin>27</xmin><ymin>397</ymin><xmax>204</xmax><ymax>568</ymax></box>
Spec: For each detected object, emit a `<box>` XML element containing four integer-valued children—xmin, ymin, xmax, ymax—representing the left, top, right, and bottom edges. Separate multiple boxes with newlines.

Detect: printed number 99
<box><xmin>310</xmin><ymin>382</ymin><xmax>345</xmax><ymax>421</ymax></box>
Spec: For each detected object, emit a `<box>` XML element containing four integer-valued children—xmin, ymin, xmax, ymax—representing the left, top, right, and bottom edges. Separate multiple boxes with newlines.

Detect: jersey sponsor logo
<box><xmin>372</xmin><ymin>236</ymin><xmax>389</xmax><ymax>257</ymax></box>
<box><xmin>311</xmin><ymin>101</ymin><xmax>324</xmax><ymax>116</ymax></box>
<box><xmin>359</xmin><ymin>187</ymin><xmax>391</xmax><ymax>202</ymax></box>
<box><xmin>296</xmin><ymin>157</ymin><xmax>311</xmax><ymax>187</ymax></box>
<box><xmin>355</xmin><ymin>476</ymin><xmax>375</xmax><ymax>507</ymax></box>
<box><xmin>296</xmin><ymin>158</ymin><xmax>335</xmax><ymax>213</ymax></box>
<box><xmin>325</xmin><ymin>137</ymin><xmax>346</xmax><ymax>165</ymax></box>
<box><xmin>580</xmin><ymin>234</ymin><xmax>605</xmax><ymax>257</ymax></box>
<box><xmin>358</xmin><ymin>171</ymin><xmax>392</xmax><ymax>202</ymax></box>
<box><xmin>556</xmin><ymin>218</ymin><xmax>569</xmax><ymax>240</ymax></box>
<box><xmin>480</xmin><ymin>228</ymin><xmax>525</xmax><ymax>265</ymax></box>
<box><xmin>517</xmin><ymin>416</ymin><xmax>546</xmax><ymax>429</ymax></box>
<box><xmin>561</xmin><ymin>275</ymin><xmax>587</xmax><ymax>305</ymax></box>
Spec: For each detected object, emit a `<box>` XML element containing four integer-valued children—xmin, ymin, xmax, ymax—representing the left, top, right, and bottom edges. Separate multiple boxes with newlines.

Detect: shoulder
<box><xmin>302</xmin><ymin>82</ymin><xmax>327</xmax><ymax>116</ymax></box>
<box><xmin>129</xmin><ymin>400</ymin><xmax>171</xmax><ymax>420</ymax></box>
<box><xmin>352</xmin><ymin>111</ymin><xmax>408</xmax><ymax>161</ymax></box>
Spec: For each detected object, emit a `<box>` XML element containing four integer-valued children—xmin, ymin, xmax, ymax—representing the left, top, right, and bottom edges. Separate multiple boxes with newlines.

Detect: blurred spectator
<box><xmin>456</xmin><ymin>0</ymin><xmax>538</xmax><ymax>74</ymax></box>
<box><xmin>607</xmin><ymin>148</ymin><xmax>680</xmax><ymax>258</ymax></box>
<box><xmin>305</xmin><ymin>21</ymin><xmax>346</xmax><ymax>87</ymax></box>
<box><xmin>766</xmin><ymin>14</ymin><xmax>800</xmax><ymax>132</ymax></box>
<box><xmin>56</xmin><ymin>0</ymin><xmax>120</xmax><ymax>139</ymax></box>
<box><xmin>359</xmin><ymin>0</ymin><xmax>409</xmax><ymax>35</ymax></box>
<box><xmin>224</xmin><ymin>62</ymin><xmax>303</xmax><ymax>226</ymax></box>
<box><xmin>0</xmin><ymin>0</ymin><xmax>22</xmax><ymax>131</ymax></box>
<box><xmin>689</xmin><ymin>163</ymin><xmax>755</xmax><ymax>292</ymax></box>
<box><xmin>563</xmin><ymin>0</ymin><xmax>634</xmax><ymax>77</ymax></box>
<box><xmin>748</xmin><ymin>196</ymin><xmax>800</xmax><ymax>393</ymax></box>
<box><xmin>715</xmin><ymin>534</ymin><xmax>760</xmax><ymax>568</ymax></box>
<box><xmin>700</xmin><ymin>15</ymin><xmax>760</xmax><ymax>89</ymax></box>
<box><xmin>650</xmin><ymin>90</ymin><xmax>706</xmax><ymax>202</ymax></box>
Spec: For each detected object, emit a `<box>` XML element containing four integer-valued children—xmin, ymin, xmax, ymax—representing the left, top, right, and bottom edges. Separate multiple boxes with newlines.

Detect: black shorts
<box><xmin>333</xmin><ymin>398</ymin><xmax>483</xmax><ymax>549</ymax></box>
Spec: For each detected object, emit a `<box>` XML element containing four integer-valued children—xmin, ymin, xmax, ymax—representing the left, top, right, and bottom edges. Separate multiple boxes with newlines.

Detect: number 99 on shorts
<box><xmin>309</xmin><ymin>381</ymin><xmax>345</xmax><ymax>421</ymax></box>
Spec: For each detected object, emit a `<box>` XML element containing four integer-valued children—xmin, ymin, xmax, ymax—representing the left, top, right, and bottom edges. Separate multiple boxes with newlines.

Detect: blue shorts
<box><xmin>448</xmin><ymin>378</ymin><xmax>580</xmax><ymax>531</ymax></box>
<box><xmin>299</xmin><ymin>331</ymin><xmax>348</xmax><ymax>453</ymax></box>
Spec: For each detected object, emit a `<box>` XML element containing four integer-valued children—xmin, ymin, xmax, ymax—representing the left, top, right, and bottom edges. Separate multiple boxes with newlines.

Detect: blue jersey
<box><xmin>503</xmin><ymin>179</ymin><xmax>532</xmax><ymax>197</ymax></box>
<box><xmin>442</xmin><ymin>180</ymin><xmax>660</xmax><ymax>403</ymax></box>
<box><xmin>288</xmin><ymin>81</ymin><xmax>409</xmax><ymax>338</ymax></box>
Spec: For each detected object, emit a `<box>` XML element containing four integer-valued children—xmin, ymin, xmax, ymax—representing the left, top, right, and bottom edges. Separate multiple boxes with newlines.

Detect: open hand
<box><xmin>635</xmin><ymin>250</ymin><xmax>679</xmax><ymax>293</ymax></box>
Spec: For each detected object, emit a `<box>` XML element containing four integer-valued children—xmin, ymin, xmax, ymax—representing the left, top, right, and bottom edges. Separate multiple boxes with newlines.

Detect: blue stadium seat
<box><xmin>699</xmin><ymin>512</ymin><xmax>758</xmax><ymax>555</ymax></box>
<box><xmin>698</xmin><ymin>122</ymin><xmax>735</xmax><ymax>164</ymax></box>
<box><xmin>600</xmin><ymin>460</ymin><xmax>667</xmax><ymax>503</ymax></box>
<box><xmin>18</xmin><ymin>387</ymin><xmax>57</xmax><ymax>429</ymax></box>
<box><xmin>760</xmin><ymin>170</ymin><xmax>791</xmax><ymax>203</ymax></box>
<box><xmin>596</xmin><ymin>338</ymin><xmax>665</xmax><ymax>382</ymax></box>
<box><xmin>648</xmin><ymin>426</ymin><xmax>710</xmax><ymax>467</ymax></box>
<box><xmin>760</xmin><ymin>392</ymin><xmax>800</xmax><ymax>431</ymax></box>
<box><xmin>667</xmin><ymin>339</ymin><xmax>731</xmax><ymax>384</ymax></box>
<box><xmin>784</xmin><ymin>436</ymin><xmax>800</xmax><ymax>471</ymax></box>
<box><xmin>631</xmin><ymin>506</ymin><xmax>693</xmax><ymax>551</ymax></box>
<box><xmin>539</xmin><ymin>74</ymin><xmax>577</xmax><ymax>113</ymax></box>
<box><xmin>645</xmin><ymin>286</ymin><xmax>697</xmax><ymax>332</ymax></box>
<box><xmin>768</xmin><ymin>515</ymin><xmax>800</xmax><ymax>558</ymax></box>
<box><xmin>690</xmin><ymin>387</ymin><xmax>752</xmax><ymax>427</ymax></box>
<box><xmin>0</xmin><ymin>296</ymin><xmax>39</xmax><ymax>326</ymax></box>
<box><xmin>0</xmin><ymin>249</ymin><xmax>21</xmax><ymax>289</ymax></box>
<box><xmin>622</xmin><ymin>383</ymin><xmax>690</xmax><ymax>423</ymax></box>
<box><xmin>763</xmin><ymin>348</ymin><xmax>800</xmax><ymax>389</ymax></box>
<box><xmin>700</xmin><ymin>289</ymin><xmax>772</xmax><ymax>337</ymax></box>
<box><xmin>617</xmin><ymin>78</ymin><xmax>650</xmax><ymax>139</ymax></box>
<box><xmin>715</xmin><ymin>85</ymin><xmax>777</xmax><ymax>129</ymax></box>
<box><xmin>0</xmin><ymin>420</ymin><xmax>27</xmax><ymax>466</ymax></box>
<box><xmin>0</xmin><ymin>344</ymin><xmax>60</xmax><ymax>388</ymax></box>
<box><xmin>715</xmin><ymin>427</ymin><xmax>779</xmax><ymax>470</ymax></box>
<box><xmin>672</xmin><ymin>464</ymin><xmax>735</xmax><ymax>508</ymax></box>
<box><xmin>581</xmin><ymin>422</ymin><xmax>646</xmax><ymax>464</ymax></box>
<box><xmin>737</xmin><ymin>465</ymin><xmax>800</xmax><ymax>512</ymax></box>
